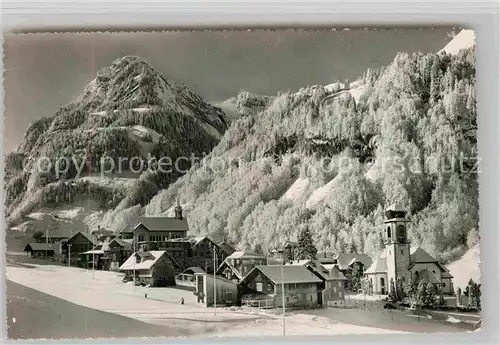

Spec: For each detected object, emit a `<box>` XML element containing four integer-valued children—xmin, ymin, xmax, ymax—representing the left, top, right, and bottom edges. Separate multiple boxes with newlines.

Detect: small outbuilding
<box><xmin>24</xmin><ymin>243</ymin><xmax>55</xmax><ymax>258</ymax></box>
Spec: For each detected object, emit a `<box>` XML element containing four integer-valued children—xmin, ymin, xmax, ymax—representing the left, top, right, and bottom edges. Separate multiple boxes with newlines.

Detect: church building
<box><xmin>365</xmin><ymin>204</ymin><xmax>454</xmax><ymax>295</ymax></box>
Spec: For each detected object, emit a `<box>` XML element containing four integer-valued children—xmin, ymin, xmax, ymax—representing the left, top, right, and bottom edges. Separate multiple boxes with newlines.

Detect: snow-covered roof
<box><xmin>285</xmin><ymin>259</ymin><xmax>313</xmax><ymax>266</ymax></box>
<box><xmin>119</xmin><ymin>250</ymin><xmax>168</xmax><ymax>270</ymax></box>
<box><xmin>322</xmin><ymin>264</ymin><xmax>335</xmax><ymax>271</ymax></box>
<box><xmin>109</xmin><ymin>238</ymin><xmax>133</xmax><ymax>250</ymax></box>
<box><xmin>215</xmin><ymin>259</ymin><xmax>243</xmax><ymax>280</ymax></box>
<box><xmin>227</xmin><ymin>250</ymin><xmax>265</xmax><ymax>260</ymax></box>
<box><xmin>327</xmin><ymin>265</ymin><xmax>347</xmax><ymax>280</ymax></box>
<box><xmin>182</xmin><ymin>267</ymin><xmax>205</xmax><ymax>275</ymax></box>
<box><xmin>80</xmin><ymin>249</ymin><xmax>105</xmax><ymax>255</ymax></box>
<box><xmin>334</xmin><ymin>253</ymin><xmax>373</xmax><ymax>269</ymax></box>
<box><xmin>365</xmin><ymin>250</ymin><xmax>388</xmax><ymax>274</ymax></box>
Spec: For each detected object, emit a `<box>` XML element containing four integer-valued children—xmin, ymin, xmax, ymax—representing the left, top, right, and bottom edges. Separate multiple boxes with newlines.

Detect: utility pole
<box><xmin>133</xmin><ymin>239</ymin><xmax>137</xmax><ymax>290</ymax></box>
<box><xmin>45</xmin><ymin>228</ymin><xmax>48</xmax><ymax>259</ymax></box>
<box><xmin>213</xmin><ymin>245</ymin><xmax>217</xmax><ymax>315</ymax></box>
<box><xmin>92</xmin><ymin>239</ymin><xmax>96</xmax><ymax>280</ymax></box>
<box><xmin>281</xmin><ymin>263</ymin><xmax>286</xmax><ymax>336</ymax></box>
<box><xmin>68</xmin><ymin>244</ymin><xmax>72</xmax><ymax>267</ymax></box>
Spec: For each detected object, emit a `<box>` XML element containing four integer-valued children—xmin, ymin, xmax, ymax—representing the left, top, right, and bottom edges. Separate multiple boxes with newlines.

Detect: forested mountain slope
<box><xmin>140</xmin><ymin>45</ymin><xmax>477</xmax><ymax>263</ymax></box>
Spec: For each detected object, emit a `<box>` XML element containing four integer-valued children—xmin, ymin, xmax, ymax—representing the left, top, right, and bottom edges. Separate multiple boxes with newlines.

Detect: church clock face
<box><xmin>397</xmin><ymin>224</ymin><xmax>407</xmax><ymax>243</ymax></box>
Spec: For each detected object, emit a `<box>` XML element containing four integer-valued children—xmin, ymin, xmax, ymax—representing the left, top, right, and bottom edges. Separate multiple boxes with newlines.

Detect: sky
<box><xmin>3</xmin><ymin>27</ymin><xmax>457</xmax><ymax>153</ymax></box>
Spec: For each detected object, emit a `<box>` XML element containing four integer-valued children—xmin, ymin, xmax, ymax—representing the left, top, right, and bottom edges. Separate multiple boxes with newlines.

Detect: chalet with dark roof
<box><xmin>240</xmin><ymin>265</ymin><xmax>322</xmax><ymax>309</ymax></box>
<box><xmin>133</xmin><ymin>203</ymin><xmax>189</xmax><ymax>246</ymax></box>
<box><xmin>63</xmin><ymin>231</ymin><xmax>98</xmax><ymax>267</ymax></box>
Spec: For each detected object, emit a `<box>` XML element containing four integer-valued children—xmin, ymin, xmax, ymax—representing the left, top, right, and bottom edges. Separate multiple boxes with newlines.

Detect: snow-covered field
<box><xmin>6</xmin><ymin>263</ymin><xmax>406</xmax><ymax>337</ymax></box>
<box><xmin>306</xmin><ymin>175</ymin><xmax>341</xmax><ymax>208</ymax></box>
<box><xmin>282</xmin><ymin>177</ymin><xmax>310</xmax><ymax>201</ymax></box>
<box><xmin>205</xmin><ymin>313</ymin><xmax>407</xmax><ymax>337</ymax></box>
<box><xmin>446</xmin><ymin>245</ymin><xmax>481</xmax><ymax>290</ymax></box>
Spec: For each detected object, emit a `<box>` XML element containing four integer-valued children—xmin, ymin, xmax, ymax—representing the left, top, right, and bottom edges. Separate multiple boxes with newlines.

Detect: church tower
<box><xmin>384</xmin><ymin>204</ymin><xmax>411</xmax><ymax>293</ymax></box>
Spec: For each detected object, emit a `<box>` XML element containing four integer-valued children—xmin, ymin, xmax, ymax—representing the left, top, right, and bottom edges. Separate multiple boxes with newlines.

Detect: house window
<box><xmin>380</xmin><ymin>277</ymin><xmax>385</xmax><ymax>287</ymax></box>
<box><xmin>387</xmin><ymin>226</ymin><xmax>391</xmax><ymax>239</ymax></box>
<box><xmin>339</xmin><ymin>291</ymin><xmax>343</xmax><ymax>298</ymax></box>
<box><xmin>256</xmin><ymin>283</ymin><xmax>263</xmax><ymax>292</ymax></box>
<box><xmin>286</xmin><ymin>297</ymin><xmax>289</xmax><ymax>302</ymax></box>
<box><xmin>309</xmin><ymin>295</ymin><xmax>313</xmax><ymax>301</ymax></box>
<box><xmin>138</xmin><ymin>235</ymin><xmax>144</xmax><ymax>242</ymax></box>
<box><xmin>268</xmin><ymin>283</ymin><xmax>273</xmax><ymax>292</ymax></box>
<box><xmin>401</xmin><ymin>250</ymin><xmax>404</xmax><ymax>255</ymax></box>
<box><xmin>334</xmin><ymin>286</ymin><xmax>337</xmax><ymax>293</ymax></box>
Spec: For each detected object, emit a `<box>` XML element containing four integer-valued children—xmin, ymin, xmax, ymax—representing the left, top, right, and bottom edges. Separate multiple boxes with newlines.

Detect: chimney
<box><xmin>174</xmin><ymin>197</ymin><xmax>183</xmax><ymax>220</ymax></box>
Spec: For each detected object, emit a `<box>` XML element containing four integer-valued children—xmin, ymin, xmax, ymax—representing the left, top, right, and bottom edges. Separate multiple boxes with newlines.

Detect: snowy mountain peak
<box><xmin>440</xmin><ymin>29</ymin><xmax>475</xmax><ymax>55</ymax></box>
<box><xmin>79</xmin><ymin>55</ymin><xmax>229</xmax><ymax>135</ymax></box>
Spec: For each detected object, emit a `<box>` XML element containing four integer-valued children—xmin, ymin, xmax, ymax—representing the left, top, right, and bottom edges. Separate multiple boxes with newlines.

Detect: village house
<box><xmin>79</xmin><ymin>238</ymin><xmax>113</xmax><ymax>270</ymax></box>
<box><xmin>316</xmin><ymin>252</ymin><xmax>337</xmax><ymax>265</ymax></box>
<box><xmin>23</xmin><ymin>243</ymin><xmax>55</xmax><ymax>258</ymax></box>
<box><xmin>269</xmin><ymin>240</ymin><xmax>298</xmax><ymax>262</ymax></box>
<box><xmin>119</xmin><ymin>204</ymin><xmax>233</xmax><ymax>274</ymax></box>
<box><xmin>117</xmin><ymin>227</ymin><xmax>134</xmax><ymax>240</ymax></box>
<box><xmin>285</xmin><ymin>259</ymin><xmax>347</xmax><ymax>306</ymax></box>
<box><xmin>331</xmin><ymin>253</ymin><xmax>373</xmax><ymax>274</ymax></box>
<box><xmin>108</xmin><ymin>238</ymin><xmax>133</xmax><ymax>271</ymax></box>
<box><xmin>137</xmin><ymin>235</ymin><xmax>226</xmax><ymax>274</ymax></box>
<box><xmin>119</xmin><ymin>250</ymin><xmax>179</xmax><ymax>287</ymax></box>
<box><xmin>215</xmin><ymin>250</ymin><xmax>267</xmax><ymax>284</ymax></box>
<box><xmin>63</xmin><ymin>231</ymin><xmax>98</xmax><ymax>267</ymax></box>
<box><xmin>239</xmin><ymin>265</ymin><xmax>322</xmax><ymax>309</ymax></box>
<box><xmin>133</xmin><ymin>203</ymin><xmax>188</xmax><ymax>246</ymax></box>
<box><xmin>364</xmin><ymin>204</ymin><xmax>454</xmax><ymax>295</ymax></box>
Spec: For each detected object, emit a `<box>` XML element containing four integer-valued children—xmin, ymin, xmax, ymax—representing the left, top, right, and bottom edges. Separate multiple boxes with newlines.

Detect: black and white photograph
<box><xmin>3</xmin><ymin>27</ymin><xmax>480</xmax><ymax>339</ymax></box>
